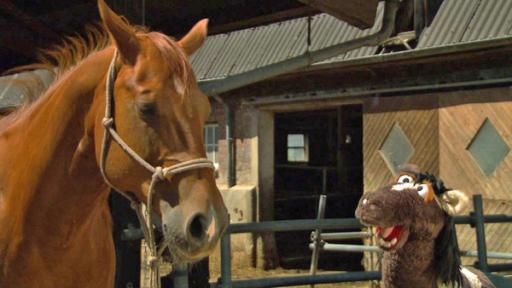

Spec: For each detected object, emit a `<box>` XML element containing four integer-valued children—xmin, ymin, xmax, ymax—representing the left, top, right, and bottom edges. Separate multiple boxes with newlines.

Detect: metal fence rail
<box><xmin>212</xmin><ymin>195</ymin><xmax>512</xmax><ymax>288</ymax></box>
<box><xmin>120</xmin><ymin>195</ymin><xmax>512</xmax><ymax>287</ymax></box>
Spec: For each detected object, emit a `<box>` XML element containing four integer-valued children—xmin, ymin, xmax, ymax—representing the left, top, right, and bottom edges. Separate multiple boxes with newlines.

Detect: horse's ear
<box><xmin>98</xmin><ymin>0</ymin><xmax>139</xmax><ymax>65</ymax></box>
<box><xmin>178</xmin><ymin>19</ymin><xmax>208</xmax><ymax>56</ymax></box>
<box><xmin>441</xmin><ymin>190</ymin><xmax>470</xmax><ymax>215</ymax></box>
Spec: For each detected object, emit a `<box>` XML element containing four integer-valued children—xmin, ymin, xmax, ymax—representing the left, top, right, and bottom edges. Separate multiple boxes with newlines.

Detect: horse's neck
<box><xmin>382</xmin><ymin>239</ymin><xmax>438</xmax><ymax>288</ymax></box>
<box><xmin>0</xmin><ymin>48</ymin><xmax>115</xmax><ymax>254</ymax></box>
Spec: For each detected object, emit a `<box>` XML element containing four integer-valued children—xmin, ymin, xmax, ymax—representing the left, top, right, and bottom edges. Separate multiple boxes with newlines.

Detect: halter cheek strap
<box><xmin>99</xmin><ymin>50</ymin><xmax>215</xmax><ymax>288</ymax></box>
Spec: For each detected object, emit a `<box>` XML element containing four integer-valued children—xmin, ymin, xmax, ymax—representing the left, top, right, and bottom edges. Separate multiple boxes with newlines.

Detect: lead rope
<box><xmin>99</xmin><ymin>50</ymin><xmax>215</xmax><ymax>288</ymax></box>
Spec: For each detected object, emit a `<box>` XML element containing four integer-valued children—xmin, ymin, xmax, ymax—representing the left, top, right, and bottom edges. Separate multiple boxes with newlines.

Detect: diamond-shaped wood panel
<box><xmin>379</xmin><ymin>123</ymin><xmax>415</xmax><ymax>175</ymax></box>
<box><xmin>467</xmin><ymin>118</ymin><xmax>510</xmax><ymax>176</ymax></box>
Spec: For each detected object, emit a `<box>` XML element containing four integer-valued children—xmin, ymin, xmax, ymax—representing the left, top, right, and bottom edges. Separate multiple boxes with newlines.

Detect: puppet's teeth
<box><xmin>379</xmin><ymin>238</ymin><xmax>391</xmax><ymax>248</ymax></box>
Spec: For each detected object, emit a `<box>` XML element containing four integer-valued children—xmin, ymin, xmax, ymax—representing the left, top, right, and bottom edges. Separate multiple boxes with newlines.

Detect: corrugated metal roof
<box><xmin>312</xmin><ymin>3</ymin><xmax>383</xmax><ymax>64</ymax></box>
<box><xmin>191</xmin><ymin>2</ymin><xmax>385</xmax><ymax>81</ymax></box>
<box><xmin>461</xmin><ymin>0</ymin><xmax>512</xmax><ymax>42</ymax></box>
<box><xmin>191</xmin><ymin>0</ymin><xmax>512</xmax><ymax>82</ymax></box>
<box><xmin>417</xmin><ymin>0</ymin><xmax>481</xmax><ymax>48</ymax></box>
<box><xmin>417</xmin><ymin>0</ymin><xmax>512</xmax><ymax>48</ymax></box>
<box><xmin>2</xmin><ymin>0</ymin><xmax>512</xmax><ymax>106</ymax></box>
<box><xmin>0</xmin><ymin>70</ymin><xmax>53</xmax><ymax>109</ymax></box>
<box><xmin>190</xmin><ymin>35</ymin><xmax>228</xmax><ymax>80</ymax></box>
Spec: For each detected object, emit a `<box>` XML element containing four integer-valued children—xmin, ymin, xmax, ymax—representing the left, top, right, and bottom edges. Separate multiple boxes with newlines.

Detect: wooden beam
<box><xmin>299</xmin><ymin>0</ymin><xmax>379</xmax><ymax>29</ymax></box>
<box><xmin>209</xmin><ymin>6</ymin><xmax>319</xmax><ymax>35</ymax></box>
<box><xmin>37</xmin><ymin>3</ymin><xmax>97</xmax><ymax>34</ymax></box>
<box><xmin>0</xmin><ymin>0</ymin><xmax>60</xmax><ymax>40</ymax></box>
<box><xmin>0</xmin><ymin>33</ymin><xmax>37</xmax><ymax>58</ymax></box>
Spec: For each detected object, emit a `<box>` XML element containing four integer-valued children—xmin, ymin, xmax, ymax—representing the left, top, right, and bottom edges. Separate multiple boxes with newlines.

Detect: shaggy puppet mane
<box><xmin>417</xmin><ymin>172</ymin><xmax>463</xmax><ymax>286</ymax></box>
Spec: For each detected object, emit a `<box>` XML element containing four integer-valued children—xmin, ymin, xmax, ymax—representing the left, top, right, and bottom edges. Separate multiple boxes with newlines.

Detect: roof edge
<box><xmin>198</xmin><ymin>36</ymin><xmax>512</xmax><ymax>88</ymax></box>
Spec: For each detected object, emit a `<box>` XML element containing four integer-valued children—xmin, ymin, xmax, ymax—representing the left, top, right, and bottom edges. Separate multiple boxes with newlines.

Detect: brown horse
<box><xmin>356</xmin><ymin>165</ymin><xmax>495</xmax><ymax>288</ymax></box>
<box><xmin>0</xmin><ymin>1</ymin><xmax>228</xmax><ymax>287</ymax></box>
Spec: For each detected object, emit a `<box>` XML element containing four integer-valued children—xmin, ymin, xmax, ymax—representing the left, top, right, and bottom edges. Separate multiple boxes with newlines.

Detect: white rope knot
<box><xmin>152</xmin><ymin>166</ymin><xmax>166</xmax><ymax>181</ymax></box>
<box><xmin>102</xmin><ymin>117</ymin><xmax>114</xmax><ymax>128</ymax></box>
<box><xmin>147</xmin><ymin>255</ymin><xmax>159</xmax><ymax>268</ymax></box>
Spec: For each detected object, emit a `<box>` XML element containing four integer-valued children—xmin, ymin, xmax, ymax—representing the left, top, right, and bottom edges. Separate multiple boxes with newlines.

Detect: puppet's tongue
<box><xmin>376</xmin><ymin>226</ymin><xmax>404</xmax><ymax>241</ymax></box>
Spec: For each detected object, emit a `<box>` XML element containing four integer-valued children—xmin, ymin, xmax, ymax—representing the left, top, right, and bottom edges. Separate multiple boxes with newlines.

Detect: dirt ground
<box><xmin>210</xmin><ymin>266</ymin><xmax>375</xmax><ymax>288</ymax></box>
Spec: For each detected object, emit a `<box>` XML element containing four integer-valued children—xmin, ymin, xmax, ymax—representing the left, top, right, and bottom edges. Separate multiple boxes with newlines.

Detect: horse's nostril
<box><xmin>188</xmin><ymin>213</ymin><xmax>207</xmax><ymax>241</ymax></box>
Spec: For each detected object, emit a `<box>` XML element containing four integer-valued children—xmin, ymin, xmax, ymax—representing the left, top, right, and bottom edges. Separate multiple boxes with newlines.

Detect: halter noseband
<box><xmin>99</xmin><ymin>50</ymin><xmax>215</xmax><ymax>288</ymax></box>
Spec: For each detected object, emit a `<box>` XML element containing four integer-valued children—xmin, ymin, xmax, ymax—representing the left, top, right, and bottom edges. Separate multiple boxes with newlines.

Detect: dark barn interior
<box><xmin>274</xmin><ymin>105</ymin><xmax>363</xmax><ymax>270</ymax></box>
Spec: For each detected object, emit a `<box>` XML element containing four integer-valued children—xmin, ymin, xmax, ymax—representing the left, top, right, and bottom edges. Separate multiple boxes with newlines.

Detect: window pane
<box><xmin>287</xmin><ymin>134</ymin><xmax>304</xmax><ymax>147</ymax></box>
<box><xmin>207</xmin><ymin>127</ymin><xmax>214</xmax><ymax>143</ymax></box>
<box><xmin>213</xmin><ymin>125</ymin><xmax>219</xmax><ymax>143</ymax></box>
<box><xmin>206</xmin><ymin>145</ymin><xmax>216</xmax><ymax>153</ymax></box>
<box><xmin>206</xmin><ymin>150</ymin><xmax>214</xmax><ymax>162</ymax></box>
<box><xmin>288</xmin><ymin>148</ymin><xmax>306</xmax><ymax>162</ymax></box>
<box><xmin>204</xmin><ymin>124</ymin><xmax>220</xmax><ymax>170</ymax></box>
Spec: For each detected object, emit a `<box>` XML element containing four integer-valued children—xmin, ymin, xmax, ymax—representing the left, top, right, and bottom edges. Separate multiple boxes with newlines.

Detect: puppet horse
<box><xmin>356</xmin><ymin>165</ymin><xmax>495</xmax><ymax>288</ymax></box>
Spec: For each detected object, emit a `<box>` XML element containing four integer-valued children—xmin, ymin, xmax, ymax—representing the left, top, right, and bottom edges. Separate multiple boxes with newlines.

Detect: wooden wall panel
<box><xmin>363</xmin><ymin>94</ymin><xmax>439</xmax><ymax>192</ymax></box>
<box><xmin>439</xmin><ymin>87</ymin><xmax>512</xmax><ymax>201</ymax></box>
<box><xmin>457</xmin><ymin>199</ymin><xmax>512</xmax><ymax>266</ymax></box>
<box><xmin>362</xmin><ymin>88</ymin><xmax>512</xmax><ymax>267</ymax></box>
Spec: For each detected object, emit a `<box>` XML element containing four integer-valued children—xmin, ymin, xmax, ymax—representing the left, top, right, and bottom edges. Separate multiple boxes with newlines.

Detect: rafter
<box><xmin>209</xmin><ymin>6</ymin><xmax>319</xmax><ymax>35</ymax></box>
<box><xmin>0</xmin><ymin>0</ymin><xmax>60</xmax><ymax>41</ymax></box>
<box><xmin>299</xmin><ymin>0</ymin><xmax>379</xmax><ymax>29</ymax></box>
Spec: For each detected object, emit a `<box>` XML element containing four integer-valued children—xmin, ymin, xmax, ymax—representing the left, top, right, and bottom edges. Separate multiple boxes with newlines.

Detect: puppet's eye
<box><xmin>397</xmin><ymin>175</ymin><xmax>414</xmax><ymax>184</ymax></box>
<box><xmin>416</xmin><ymin>184</ymin><xmax>429</xmax><ymax>199</ymax></box>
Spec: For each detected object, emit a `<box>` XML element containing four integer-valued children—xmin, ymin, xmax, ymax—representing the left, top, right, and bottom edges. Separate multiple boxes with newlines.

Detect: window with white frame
<box><xmin>287</xmin><ymin>133</ymin><xmax>309</xmax><ymax>163</ymax></box>
<box><xmin>204</xmin><ymin>123</ymin><xmax>219</xmax><ymax>170</ymax></box>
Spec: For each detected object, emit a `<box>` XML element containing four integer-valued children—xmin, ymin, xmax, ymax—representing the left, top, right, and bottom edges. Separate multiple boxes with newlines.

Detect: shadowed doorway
<box><xmin>274</xmin><ymin>105</ymin><xmax>363</xmax><ymax>270</ymax></box>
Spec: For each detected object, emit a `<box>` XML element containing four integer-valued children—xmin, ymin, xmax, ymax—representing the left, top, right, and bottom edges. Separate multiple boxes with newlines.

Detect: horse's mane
<box><xmin>0</xmin><ymin>19</ymin><xmax>193</xmax><ymax>129</ymax></box>
<box><xmin>7</xmin><ymin>23</ymin><xmax>111</xmax><ymax>100</ymax></box>
<box><xmin>434</xmin><ymin>215</ymin><xmax>463</xmax><ymax>286</ymax></box>
<box><xmin>0</xmin><ymin>24</ymin><xmax>111</xmax><ymax>129</ymax></box>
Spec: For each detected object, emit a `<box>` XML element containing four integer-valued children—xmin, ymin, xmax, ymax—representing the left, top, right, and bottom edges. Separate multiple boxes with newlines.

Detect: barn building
<box><xmin>192</xmin><ymin>0</ymin><xmax>512</xmax><ymax>272</ymax></box>
<box><xmin>1</xmin><ymin>0</ymin><xmax>511</xmax><ymax>284</ymax></box>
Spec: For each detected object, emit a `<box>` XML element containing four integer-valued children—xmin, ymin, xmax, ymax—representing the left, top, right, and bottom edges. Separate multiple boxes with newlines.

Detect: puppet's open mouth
<box><xmin>376</xmin><ymin>225</ymin><xmax>409</xmax><ymax>250</ymax></box>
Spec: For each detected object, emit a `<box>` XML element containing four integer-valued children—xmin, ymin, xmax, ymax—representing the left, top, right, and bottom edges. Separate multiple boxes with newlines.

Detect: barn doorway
<box><xmin>274</xmin><ymin>105</ymin><xmax>363</xmax><ymax>270</ymax></box>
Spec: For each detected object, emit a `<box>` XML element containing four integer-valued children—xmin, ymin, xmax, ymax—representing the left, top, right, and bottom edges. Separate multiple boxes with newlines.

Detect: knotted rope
<box><xmin>99</xmin><ymin>50</ymin><xmax>215</xmax><ymax>288</ymax></box>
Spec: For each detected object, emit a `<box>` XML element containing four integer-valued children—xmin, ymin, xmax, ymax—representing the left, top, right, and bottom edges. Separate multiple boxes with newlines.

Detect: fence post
<box><xmin>171</xmin><ymin>264</ymin><xmax>189</xmax><ymax>288</ymax></box>
<box><xmin>309</xmin><ymin>195</ymin><xmax>327</xmax><ymax>288</ymax></box>
<box><xmin>220</xmin><ymin>219</ymin><xmax>232</xmax><ymax>288</ymax></box>
<box><xmin>472</xmin><ymin>194</ymin><xmax>489</xmax><ymax>272</ymax></box>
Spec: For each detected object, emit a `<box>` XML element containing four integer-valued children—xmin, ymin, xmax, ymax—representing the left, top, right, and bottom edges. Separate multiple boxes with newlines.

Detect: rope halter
<box><xmin>99</xmin><ymin>50</ymin><xmax>215</xmax><ymax>288</ymax></box>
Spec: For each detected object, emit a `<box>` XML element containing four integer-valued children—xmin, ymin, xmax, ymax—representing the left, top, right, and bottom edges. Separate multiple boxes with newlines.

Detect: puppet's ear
<box><xmin>441</xmin><ymin>190</ymin><xmax>470</xmax><ymax>215</ymax></box>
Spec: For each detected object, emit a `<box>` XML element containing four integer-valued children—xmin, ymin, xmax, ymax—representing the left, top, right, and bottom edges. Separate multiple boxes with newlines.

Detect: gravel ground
<box><xmin>211</xmin><ymin>266</ymin><xmax>376</xmax><ymax>288</ymax></box>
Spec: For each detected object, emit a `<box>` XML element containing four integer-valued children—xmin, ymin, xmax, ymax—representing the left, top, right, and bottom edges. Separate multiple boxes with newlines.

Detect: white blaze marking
<box><xmin>174</xmin><ymin>77</ymin><xmax>185</xmax><ymax>96</ymax></box>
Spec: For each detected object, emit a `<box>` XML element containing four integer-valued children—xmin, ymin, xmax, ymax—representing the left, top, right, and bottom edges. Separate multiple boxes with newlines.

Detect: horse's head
<box><xmin>355</xmin><ymin>164</ymin><xmax>469</xmax><ymax>251</ymax></box>
<box><xmin>91</xmin><ymin>0</ymin><xmax>228</xmax><ymax>263</ymax></box>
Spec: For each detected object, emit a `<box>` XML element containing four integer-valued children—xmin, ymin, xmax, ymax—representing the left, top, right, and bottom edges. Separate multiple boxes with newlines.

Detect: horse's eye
<box><xmin>137</xmin><ymin>101</ymin><xmax>157</xmax><ymax>118</ymax></box>
<box><xmin>397</xmin><ymin>175</ymin><xmax>414</xmax><ymax>184</ymax></box>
